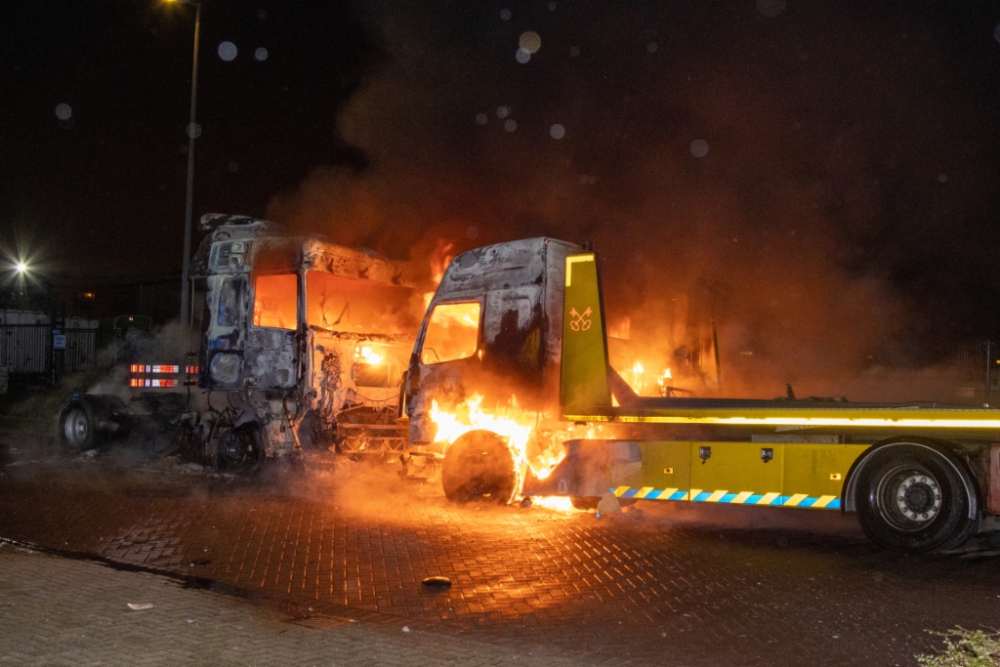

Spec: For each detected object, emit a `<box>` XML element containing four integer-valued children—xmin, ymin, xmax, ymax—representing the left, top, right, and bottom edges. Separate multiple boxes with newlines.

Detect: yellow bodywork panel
<box><xmin>618</xmin><ymin>441</ymin><xmax>872</xmax><ymax>509</ymax></box>
<box><xmin>783</xmin><ymin>443</ymin><xmax>870</xmax><ymax>500</ymax></box>
<box><xmin>560</xmin><ymin>254</ymin><xmax>610</xmax><ymax>414</ymax></box>
<box><xmin>689</xmin><ymin>442</ymin><xmax>783</xmax><ymax>500</ymax></box>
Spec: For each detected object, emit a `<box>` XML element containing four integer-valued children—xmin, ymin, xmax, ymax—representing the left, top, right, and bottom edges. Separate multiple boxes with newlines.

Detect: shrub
<box><xmin>916</xmin><ymin>627</ymin><xmax>1000</xmax><ymax>667</ymax></box>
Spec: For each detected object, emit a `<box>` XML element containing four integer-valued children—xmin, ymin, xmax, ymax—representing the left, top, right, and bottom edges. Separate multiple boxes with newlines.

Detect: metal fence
<box><xmin>0</xmin><ymin>324</ymin><xmax>49</xmax><ymax>374</ymax></box>
<box><xmin>63</xmin><ymin>328</ymin><xmax>99</xmax><ymax>373</ymax></box>
<box><xmin>0</xmin><ymin>324</ymin><xmax>100</xmax><ymax>386</ymax></box>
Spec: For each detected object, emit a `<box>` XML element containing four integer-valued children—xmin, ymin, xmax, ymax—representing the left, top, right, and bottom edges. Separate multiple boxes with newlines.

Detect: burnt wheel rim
<box><xmin>876</xmin><ymin>465</ymin><xmax>943</xmax><ymax>531</ymax></box>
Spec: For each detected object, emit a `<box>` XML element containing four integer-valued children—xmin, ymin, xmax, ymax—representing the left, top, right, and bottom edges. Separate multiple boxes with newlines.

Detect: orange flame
<box><xmin>423</xmin><ymin>240</ymin><xmax>456</xmax><ymax>309</ymax></box>
<box><xmin>354</xmin><ymin>344</ymin><xmax>384</xmax><ymax>365</ymax></box>
<box><xmin>428</xmin><ymin>393</ymin><xmax>593</xmax><ymax>509</ymax></box>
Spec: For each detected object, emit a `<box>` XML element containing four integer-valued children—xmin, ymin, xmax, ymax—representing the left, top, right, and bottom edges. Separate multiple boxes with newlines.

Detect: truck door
<box><xmin>405</xmin><ymin>299</ymin><xmax>483</xmax><ymax>445</ymax></box>
<box><xmin>246</xmin><ymin>272</ymin><xmax>299</xmax><ymax>389</ymax></box>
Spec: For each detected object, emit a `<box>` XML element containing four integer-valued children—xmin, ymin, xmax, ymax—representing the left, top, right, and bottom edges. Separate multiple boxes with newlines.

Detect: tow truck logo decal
<box><xmin>569</xmin><ymin>307</ymin><xmax>592</xmax><ymax>332</ymax></box>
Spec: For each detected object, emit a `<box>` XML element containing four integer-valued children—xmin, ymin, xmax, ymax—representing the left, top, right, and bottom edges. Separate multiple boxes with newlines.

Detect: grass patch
<box><xmin>916</xmin><ymin>627</ymin><xmax>1000</xmax><ymax>667</ymax></box>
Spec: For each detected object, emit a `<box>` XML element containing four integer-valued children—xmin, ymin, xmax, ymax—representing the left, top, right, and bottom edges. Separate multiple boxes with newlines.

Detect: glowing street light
<box><xmin>166</xmin><ymin>0</ymin><xmax>203</xmax><ymax>326</ymax></box>
<box><xmin>14</xmin><ymin>261</ymin><xmax>27</xmax><ymax>275</ymax></box>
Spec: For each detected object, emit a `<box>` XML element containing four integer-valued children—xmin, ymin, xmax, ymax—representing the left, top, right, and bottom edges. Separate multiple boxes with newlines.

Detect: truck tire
<box><xmin>441</xmin><ymin>430</ymin><xmax>518</xmax><ymax>504</ymax></box>
<box><xmin>59</xmin><ymin>394</ymin><xmax>131</xmax><ymax>453</ymax></box>
<box><xmin>217</xmin><ymin>424</ymin><xmax>264</xmax><ymax>475</ymax></box>
<box><xmin>855</xmin><ymin>443</ymin><xmax>976</xmax><ymax>553</ymax></box>
<box><xmin>60</xmin><ymin>399</ymin><xmax>98</xmax><ymax>452</ymax></box>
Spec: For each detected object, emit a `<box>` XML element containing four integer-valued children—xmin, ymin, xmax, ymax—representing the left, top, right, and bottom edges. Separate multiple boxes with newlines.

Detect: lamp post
<box><xmin>175</xmin><ymin>0</ymin><xmax>202</xmax><ymax>326</ymax></box>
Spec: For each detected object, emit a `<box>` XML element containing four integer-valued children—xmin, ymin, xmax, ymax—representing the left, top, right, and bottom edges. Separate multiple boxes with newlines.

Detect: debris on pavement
<box><xmin>596</xmin><ymin>492</ymin><xmax>622</xmax><ymax>518</ymax></box>
<box><xmin>127</xmin><ymin>602</ymin><xmax>155</xmax><ymax>611</ymax></box>
<box><xmin>421</xmin><ymin>576</ymin><xmax>452</xmax><ymax>588</ymax></box>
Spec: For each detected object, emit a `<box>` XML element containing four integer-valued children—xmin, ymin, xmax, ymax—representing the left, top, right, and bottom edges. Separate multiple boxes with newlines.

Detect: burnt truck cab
<box><xmin>403</xmin><ymin>238</ymin><xmax>579</xmax><ymax>498</ymax></box>
<box><xmin>186</xmin><ymin>214</ymin><xmax>416</xmax><ymax>465</ymax></box>
<box><xmin>59</xmin><ymin>213</ymin><xmax>416</xmax><ymax>469</ymax></box>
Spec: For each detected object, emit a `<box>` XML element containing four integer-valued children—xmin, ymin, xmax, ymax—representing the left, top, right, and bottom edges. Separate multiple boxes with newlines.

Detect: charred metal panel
<box><xmin>250</xmin><ymin>238</ymin><xmax>301</xmax><ymax>275</ymax></box>
<box><xmin>302</xmin><ymin>239</ymin><xmax>409</xmax><ymax>286</ymax></box>
<box><xmin>434</xmin><ymin>238</ymin><xmax>576</xmax><ymax>370</ymax></box>
<box><xmin>440</xmin><ymin>238</ymin><xmax>555</xmax><ymax>294</ymax></box>
<box><xmin>244</xmin><ymin>328</ymin><xmax>296</xmax><ymax>389</ymax></box>
<box><xmin>482</xmin><ymin>287</ymin><xmax>546</xmax><ymax>380</ymax></box>
<box><xmin>406</xmin><ymin>238</ymin><xmax>579</xmax><ymax>444</ymax></box>
<box><xmin>525</xmin><ymin>439</ymin><xmax>643</xmax><ymax>497</ymax></box>
<box><xmin>191</xmin><ymin>215</ymin><xmax>271</xmax><ymax>279</ymax></box>
<box><xmin>201</xmin><ymin>274</ymin><xmax>250</xmax><ymax>389</ymax></box>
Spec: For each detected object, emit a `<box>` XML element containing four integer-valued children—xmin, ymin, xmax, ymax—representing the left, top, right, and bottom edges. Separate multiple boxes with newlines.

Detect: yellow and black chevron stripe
<box><xmin>612</xmin><ymin>486</ymin><xmax>841</xmax><ymax>509</ymax></box>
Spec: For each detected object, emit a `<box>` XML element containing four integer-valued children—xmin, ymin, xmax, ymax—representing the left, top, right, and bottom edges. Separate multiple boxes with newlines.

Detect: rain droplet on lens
<box><xmin>937</xmin><ymin>173</ymin><xmax>947</xmax><ymax>184</ymax></box>
<box><xmin>516</xmin><ymin>48</ymin><xmax>531</xmax><ymax>64</ymax></box>
<box><xmin>466</xmin><ymin>226</ymin><xmax>479</xmax><ymax>239</ymax></box>
<box><xmin>504</xmin><ymin>119</ymin><xmax>517</xmax><ymax>133</ymax></box>
<box><xmin>187</xmin><ymin>123</ymin><xmax>203</xmax><ymax>139</ymax></box>
<box><xmin>497</xmin><ymin>106</ymin><xmax>510</xmax><ymax>119</ymax></box>
<box><xmin>519</xmin><ymin>31</ymin><xmax>541</xmax><ymax>54</ymax></box>
<box><xmin>756</xmin><ymin>0</ymin><xmax>786</xmax><ymax>17</ymax></box>
<box><xmin>548</xmin><ymin>2</ymin><xmax>556</xmax><ymax>10</ymax></box>
<box><xmin>994</xmin><ymin>23</ymin><xmax>1000</xmax><ymax>43</ymax></box>
<box><xmin>228</xmin><ymin>161</ymin><xmax>239</xmax><ymax>173</ymax></box>
<box><xmin>550</xmin><ymin>124</ymin><xmax>565</xmax><ymax>140</ymax></box>
<box><xmin>690</xmin><ymin>139</ymin><xmax>709</xmax><ymax>158</ymax></box>
<box><xmin>476</xmin><ymin>113</ymin><xmax>488</xmax><ymax>126</ymax></box>
<box><xmin>647</xmin><ymin>42</ymin><xmax>658</xmax><ymax>53</ymax></box>
<box><xmin>218</xmin><ymin>41</ymin><xmax>238</xmax><ymax>62</ymax></box>
<box><xmin>55</xmin><ymin>103</ymin><xmax>72</xmax><ymax>120</ymax></box>
<box><xmin>570</xmin><ymin>46</ymin><xmax>580</xmax><ymax>58</ymax></box>
<box><xmin>500</xmin><ymin>8</ymin><xmax>511</xmax><ymax>21</ymax></box>
<box><xmin>257</xmin><ymin>9</ymin><xmax>267</xmax><ymax>20</ymax></box>
<box><xmin>254</xmin><ymin>47</ymin><xmax>268</xmax><ymax>62</ymax></box>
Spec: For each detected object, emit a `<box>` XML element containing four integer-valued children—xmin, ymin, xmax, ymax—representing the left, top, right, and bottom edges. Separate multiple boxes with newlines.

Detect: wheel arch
<box><xmin>842</xmin><ymin>436</ymin><xmax>979</xmax><ymax>519</ymax></box>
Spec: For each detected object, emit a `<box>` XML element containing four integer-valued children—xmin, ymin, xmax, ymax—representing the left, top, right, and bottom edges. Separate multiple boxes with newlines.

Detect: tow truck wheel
<box><xmin>441</xmin><ymin>430</ymin><xmax>518</xmax><ymax>504</ymax></box>
<box><xmin>855</xmin><ymin>444</ymin><xmax>975</xmax><ymax>553</ymax></box>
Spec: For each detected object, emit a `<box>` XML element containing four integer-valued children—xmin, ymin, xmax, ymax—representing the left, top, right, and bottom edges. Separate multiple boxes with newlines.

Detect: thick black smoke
<box><xmin>267</xmin><ymin>1</ymin><xmax>1000</xmax><ymax>399</ymax></box>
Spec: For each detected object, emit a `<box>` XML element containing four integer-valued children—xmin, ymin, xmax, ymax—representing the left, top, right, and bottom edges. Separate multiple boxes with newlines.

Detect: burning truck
<box><xmin>59</xmin><ymin>214</ymin><xmax>419</xmax><ymax>470</ymax></box>
<box><xmin>405</xmin><ymin>238</ymin><xmax>1000</xmax><ymax>553</ymax></box>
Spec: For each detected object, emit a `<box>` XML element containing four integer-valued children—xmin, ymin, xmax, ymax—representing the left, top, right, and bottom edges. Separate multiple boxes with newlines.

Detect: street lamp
<box><xmin>169</xmin><ymin>0</ymin><xmax>203</xmax><ymax>326</ymax></box>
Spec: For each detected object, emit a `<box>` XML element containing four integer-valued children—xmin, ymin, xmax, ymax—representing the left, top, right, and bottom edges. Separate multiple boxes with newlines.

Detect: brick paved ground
<box><xmin>2</xmin><ymin>435</ymin><xmax>1000</xmax><ymax>666</ymax></box>
<box><xmin>0</xmin><ymin>542</ymin><xmax>598</xmax><ymax>667</ymax></box>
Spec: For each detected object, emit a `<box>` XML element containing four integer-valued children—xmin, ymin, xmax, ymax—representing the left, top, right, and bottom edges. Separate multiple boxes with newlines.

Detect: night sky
<box><xmin>4</xmin><ymin>0</ymin><xmax>1000</xmax><ymax>384</ymax></box>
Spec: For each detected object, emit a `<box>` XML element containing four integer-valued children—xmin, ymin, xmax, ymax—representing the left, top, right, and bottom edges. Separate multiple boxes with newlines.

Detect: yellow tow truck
<box><xmin>405</xmin><ymin>240</ymin><xmax>1000</xmax><ymax>553</ymax></box>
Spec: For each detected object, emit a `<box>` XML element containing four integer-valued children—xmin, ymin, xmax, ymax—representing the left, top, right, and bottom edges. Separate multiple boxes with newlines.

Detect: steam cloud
<box><xmin>266</xmin><ymin>1</ymin><xmax>1000</xmax><ymax>401</ymax></box>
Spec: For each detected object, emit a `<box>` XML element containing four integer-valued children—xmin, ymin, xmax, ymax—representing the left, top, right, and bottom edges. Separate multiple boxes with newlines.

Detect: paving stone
<box><xmin>1</xmin><ymin>458</ymin><xmax>1000</xmax><ymax>666</ymax></box>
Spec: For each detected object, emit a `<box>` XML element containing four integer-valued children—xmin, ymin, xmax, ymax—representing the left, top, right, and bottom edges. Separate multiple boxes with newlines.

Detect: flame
<box><xmin>423</xmin><ymin>240</ymin><xmax>456</xmax><ymax>309</ymax></box>
<box><xmin>429</xmin><ymin>393</ymin><xmax>593</xmax><ymax>509</ymax></box>
<box><xmin>531</xmin><ymin>496</ymin><xmax>579</xmax><ymax>511</ymax></box>
<box><xmin>355</xmin><ymin>344</ymin><xmax>384</xmax><ymax>365</ymax></box>
<box><xmin>430</xmin><ymin>394</ymin><xmax>534</xmax><ymax>457</ymax></box>
<box><xmin>621</xmin><ymin>360</ymin><xmax>677</xmax><ymax>397</ymax></box>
